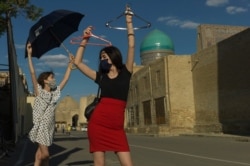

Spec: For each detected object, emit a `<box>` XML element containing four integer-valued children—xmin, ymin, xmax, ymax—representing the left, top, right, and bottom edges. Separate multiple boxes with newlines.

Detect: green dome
<box><xmin>140</xmin><ymin>29</ymin><xmax>174</xmax><ymax>53</ymax></box>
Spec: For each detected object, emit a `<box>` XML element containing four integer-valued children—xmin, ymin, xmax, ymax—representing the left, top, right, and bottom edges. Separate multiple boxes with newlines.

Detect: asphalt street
<box><xmin>1</xmin><ymin>131</ymin><xmax>250</xmax><ymax>166</ymax></box>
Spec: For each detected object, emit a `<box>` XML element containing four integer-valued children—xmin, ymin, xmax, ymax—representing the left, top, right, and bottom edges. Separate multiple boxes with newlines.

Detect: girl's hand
<box><xmin>68</xmin><ymin>53</ymin><xmax>74</xmax><ymax>63</ymax></box>
<box><xmin>68</xmin><ymin>53</ymin><xmax>75</xmax><ymax>68</ymax></box>
<box><xmin>83</xmin><ymin>26</ymin><xmax>93</xmax><ymax>38</ymax></box>
<box><xmin>26</xmin><ymin>42</ymin><xmax>32</xmax><ymax>57</ymax></box>
<box><xmin>125</xmin><ymin>6</ymin><xmax>133</xmax><ymax>23</ymax></box>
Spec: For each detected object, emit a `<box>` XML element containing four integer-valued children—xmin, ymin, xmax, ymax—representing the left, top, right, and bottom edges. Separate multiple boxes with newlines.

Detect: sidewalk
<box><xmin>0</xmin><ymin>135</ymin><xmax>31</xmax><ymax>166</ymax></box>
<box><xmin>0</xmin><ymin>131</ymin><xmax>92</xmax><ymax>166</ymax></box>
<box><xmin>181</xmin><ymin>132</ymin><xmax>250</xmax><ymax>142</ymax></box>
<box><xmin>1</xmin><ymin>132</ymin><xmax>249</xmax><ymax>166</ymax></box>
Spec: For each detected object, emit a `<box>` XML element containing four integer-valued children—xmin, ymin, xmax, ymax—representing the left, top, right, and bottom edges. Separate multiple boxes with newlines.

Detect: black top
<box><xmin>95</xmin><ymin>67</ymin><xmax>132</xmax><ymax>101</ymax></box>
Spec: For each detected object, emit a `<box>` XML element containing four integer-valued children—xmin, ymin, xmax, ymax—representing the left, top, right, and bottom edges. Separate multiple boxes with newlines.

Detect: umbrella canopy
<box><xmin>25</xmin><ymin>9</ymin><xmax>84</xmax><ymax>58</ymax></box>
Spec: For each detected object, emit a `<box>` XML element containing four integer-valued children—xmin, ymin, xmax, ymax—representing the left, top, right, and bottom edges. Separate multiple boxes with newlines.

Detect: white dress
<box><xmin>29</xmin><ymin>84</ymin><xmax>60</xmax><ymax>146</ymax></box>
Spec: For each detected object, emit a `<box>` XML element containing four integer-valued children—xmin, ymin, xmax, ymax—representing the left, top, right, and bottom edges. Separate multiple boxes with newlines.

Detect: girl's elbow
<box><xmin>74</xmin><ymin>60</ymin><xmax>80</xmax><ymax>67</ymax></box>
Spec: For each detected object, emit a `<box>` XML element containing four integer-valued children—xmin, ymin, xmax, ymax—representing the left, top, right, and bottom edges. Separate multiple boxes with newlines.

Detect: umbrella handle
<box><xmin>59</xmin><ymin>43</ymin><xmax>77</xmax><ymax>70</ymax></box>
<box><xmin>50</xmin><ymin>29</ymin><xmax>77</xmax><ymax>69</ymax></box>
<box><xmin>60</xmin><ymin>43</ymin><xmax>71</xmax><ymax>54</ymax></box>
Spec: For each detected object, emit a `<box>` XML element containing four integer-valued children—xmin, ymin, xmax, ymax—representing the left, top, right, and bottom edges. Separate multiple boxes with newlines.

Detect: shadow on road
<box><xmin>50</xmin><ymin>146</ymin><xmax>93</xmax><ymax>165</ymax></box>
<box><xmin>3</xmin><ymin>134</ymin><xmax>92</xmax><ymax>166</ymax></box>
<box><xmin>66</xmin><ymin>160</ymin><xmax>94</xmax><ymax>165</ymax></box>
<box><xmin>53</xmin><ymin>136</ymin><xmax>88</xmax><ymax>142</ymax></box>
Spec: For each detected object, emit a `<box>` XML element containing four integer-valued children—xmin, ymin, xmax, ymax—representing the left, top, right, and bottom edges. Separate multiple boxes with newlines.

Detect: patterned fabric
<box><xmin>29</xmin><ymin>84</ymin><xmax>60</xmax><ymax>146</ymax></box>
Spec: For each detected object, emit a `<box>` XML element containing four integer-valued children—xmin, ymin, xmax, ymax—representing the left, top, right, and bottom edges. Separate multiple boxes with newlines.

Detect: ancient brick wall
<box><xmin>192</xmin><ymin>28</ymin><xmax>250</xmax><ymax>134</ymax></box>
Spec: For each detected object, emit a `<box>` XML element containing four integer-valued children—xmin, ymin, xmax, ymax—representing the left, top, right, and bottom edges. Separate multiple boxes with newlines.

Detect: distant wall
<box><xmin>126</xmin><ymin>55</ymin><xmax>195</xmax><ymax>135</ymax></box>
<box><xmin>196</xmin><ymin>24</ymin><xmax>247</xmax><ymax>52</ymax></box>
<box><xmin>192</xmin><ymin>28</ymin><xmax>250</xmax><ymax>134</ymax></box>
<box><xmin>167</xmin><ymin>55</ymin><xmax>195</xmax><ymax>133</ymax></box>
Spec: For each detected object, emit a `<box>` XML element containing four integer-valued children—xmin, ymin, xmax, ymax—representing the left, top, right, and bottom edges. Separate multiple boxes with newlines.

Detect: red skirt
<box><xmin>87</xmin><ymin>97</ymin><xmax>130</xmax><ymax>152</ymax></box>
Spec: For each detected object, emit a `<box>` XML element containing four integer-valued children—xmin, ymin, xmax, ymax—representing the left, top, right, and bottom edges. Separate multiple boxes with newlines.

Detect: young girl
<box><xmin>26</xmin><ymin>42</ymin><xmax>73</xmax><ymax>166</ymax></box>
<box><xmin>74</xmin><ymin>5</ymin><xmax>134</xmax><ymax>166</ymax></box>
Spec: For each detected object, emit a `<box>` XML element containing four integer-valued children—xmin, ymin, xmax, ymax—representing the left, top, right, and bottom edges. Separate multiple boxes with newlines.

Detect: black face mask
<box><xmin>100</xmin><ymin>59</ymin><xmax>112</xmax><ymax>73</ymax></box>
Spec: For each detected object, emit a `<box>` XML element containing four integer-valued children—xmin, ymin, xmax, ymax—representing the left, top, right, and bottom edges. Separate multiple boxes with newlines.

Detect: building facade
<box><xmin>0</xmin><ymin>68</ymin><xmax>30</xmax><ymax>140</ymax></box>
<box><xmin>126</xmin><ymin>24</ymin><xmax>250</xmax><ymax>135</ymax></box>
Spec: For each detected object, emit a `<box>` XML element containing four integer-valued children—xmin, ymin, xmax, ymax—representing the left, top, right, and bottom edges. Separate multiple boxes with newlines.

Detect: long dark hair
<box><xmin>37</xmin><ymin>71</ymin><xmax>54</xmax><ymax>88</ymax></box>
<box><xmin>98</xmin><ymin>46</ymin><xmax>124</xmax><ymax>74</ymax></box>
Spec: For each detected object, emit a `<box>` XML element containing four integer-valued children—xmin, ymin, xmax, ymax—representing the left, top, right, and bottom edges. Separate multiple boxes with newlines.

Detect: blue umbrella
<box><xmin>25</xmin><ymin>9</ymin><xmax>84</xmax><ymax>58</ymax></box>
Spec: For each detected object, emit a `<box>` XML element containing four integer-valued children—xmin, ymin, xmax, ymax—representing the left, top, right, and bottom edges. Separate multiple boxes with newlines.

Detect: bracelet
<box><xmin>127</xmin><ymin>33</ymin><xmax>135</xmax><ymax>37</ymax></box>
<box><xmin>126</xmin><ymin>21</ymin><xmax>132</xmax><ymax>23</ymax></box>
<box><xmin>80</xmin><ymin>45</ymin><xmax>86</xmax><ymax>48</ymax></box>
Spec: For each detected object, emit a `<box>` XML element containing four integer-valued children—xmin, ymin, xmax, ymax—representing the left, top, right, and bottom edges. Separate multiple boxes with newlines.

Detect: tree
<box><xmin>0</xmin><ymin>0</ymin><xmax>43</xmax><ymax>37</ymax></box>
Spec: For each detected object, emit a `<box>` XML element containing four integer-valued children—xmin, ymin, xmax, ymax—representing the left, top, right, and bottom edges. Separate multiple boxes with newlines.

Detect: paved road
<box><xmin>1</xmin><ymin>131</ymin><xmax>250</xmax><ymax>166</ymax></box>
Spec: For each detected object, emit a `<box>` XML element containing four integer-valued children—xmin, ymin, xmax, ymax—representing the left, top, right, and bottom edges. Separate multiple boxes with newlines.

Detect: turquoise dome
<box><xmin>140</xmin><ymin>29</ymin><xmax>174</xmax><ymax>53</ymax></box>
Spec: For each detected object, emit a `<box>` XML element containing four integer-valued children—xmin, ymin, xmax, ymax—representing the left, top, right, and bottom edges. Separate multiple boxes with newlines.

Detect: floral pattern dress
<box><xmin>29</xmin><ymin>84</ymin><xmax>60</xmax><ymax>146</ymax></box>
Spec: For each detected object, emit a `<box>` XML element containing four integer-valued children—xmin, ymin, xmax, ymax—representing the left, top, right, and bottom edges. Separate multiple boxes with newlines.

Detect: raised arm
<box><xmin>74</xmin><ymin>26</ymin><xmax>96</xmax><ymax>80</ymax></box>
<box><xmin>58</xmin><ymin>53</ymin><xmax>73</xmax><ymax>91</ymax></box>
<box><xmin>26</xmin><ymin>43</ymin><xmax>38</xmax><ymax>96</ymax></box>
<box><xmin>125</xmin><ymin>6</ymin><xmax>135</xmax><ymax>73</ymax></box>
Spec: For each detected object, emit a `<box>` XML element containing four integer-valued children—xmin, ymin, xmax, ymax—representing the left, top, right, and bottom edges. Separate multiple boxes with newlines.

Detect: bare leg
<box><xmin>34</xmin><ymin>143</ymin><xmax>49</xmax><ymax>166</ymax></box>
<box><xmin>117</xmin><ymin>152</ymin><xmax>133</xmax><ymax>166</ymax></box>
<box><xmin>93</xmin><ymin>151</ymin><xmax>105</xmax><ymax>166</ymax></box>
<box><xmin>34</xmin><ymin>146</ymin><xmax>42</xmax><ymax>166</ymax></box>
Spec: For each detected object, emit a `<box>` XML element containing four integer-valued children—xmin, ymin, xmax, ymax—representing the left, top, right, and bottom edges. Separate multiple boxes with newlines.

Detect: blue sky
<box><xmin>0</xmin><ymin>0</ymin><xmax>249</xmax><ymax>102</ymax></box>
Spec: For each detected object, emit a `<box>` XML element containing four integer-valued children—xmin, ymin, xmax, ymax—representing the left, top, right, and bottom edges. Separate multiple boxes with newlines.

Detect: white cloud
<box><xmin>156</xmin><ymin>16</ymin><xmax>171</xmax><ymax>22</ymax></box>
<box><xmin>83</xmin><ymin>59</ymin><xmax>89</xmax><ymax>63</ymax></box>
<box><xmin>15</xmin><ymin>44</ymin><xmax>25</xmax><ymax>49</ymax></box>
<box><xmin>157</xmin><ymin>16</ymin><xmax>199</xmax><ymax>29</ymax></box>
<box><xmin>180</xmin><ymin>21</ymin><xmax>200</xmax><ymax>29</ymax></box>
<box><xmin>226</xmin><ymin>6</ymin><xmax>248</xmax><ymax>14</ymax></box>
<box><xmin>32</xmin><ymin>66</ymin><xmax>43</xmax><ymax>73</ymax></box>
<box><xmin>206</xmin><ymin>0</ymin><xmax>229</xmax><ymax>7</ymax></box>
<box><xmin>40</xmin><ymin>54</ymin><xmax>68</xmax><ymax>61</ymax></box>
<box><xmin>40</xmin><ymin>54</ymin><xmax>69</xmax><ymax>68</ymax></box>
<box><xmin>37</xmin><ymin>53</ymin><xmax>90</xmax><ymax>68</ymax></box>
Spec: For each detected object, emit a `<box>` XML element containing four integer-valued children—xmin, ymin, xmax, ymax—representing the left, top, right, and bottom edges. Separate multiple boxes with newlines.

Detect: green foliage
<box><xmin>0</xmin><ymin>0</ymin><xmax>43</xmax><ymax>37</ymax></box>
